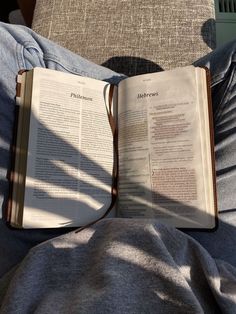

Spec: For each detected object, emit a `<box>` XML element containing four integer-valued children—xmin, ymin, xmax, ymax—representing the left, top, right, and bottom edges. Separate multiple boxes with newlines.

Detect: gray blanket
<box><xmin>0</xmin><ymin>219</ymin><xmax>236</xmax><ymax>313</ymax></box>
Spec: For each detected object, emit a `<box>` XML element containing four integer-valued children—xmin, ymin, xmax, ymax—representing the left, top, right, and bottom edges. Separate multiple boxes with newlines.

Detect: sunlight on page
<box><xmin>21</xmin><ymin>68</ymin><xmax>114</xmax><ymax>228</ymax></box>
<box><xmin>26</xmin><ymin>176</ymin><xmax>109</xmax><ymax>205</ymax></box>
<box><xmin>23</xmin><ymin>176</ymin><xmax>112</xmax><ymax>228</ymax></box>
<box><xmin>117</xmin><ymin>66</ymin><xmax>216</xmax><ymax>229</ymax></box>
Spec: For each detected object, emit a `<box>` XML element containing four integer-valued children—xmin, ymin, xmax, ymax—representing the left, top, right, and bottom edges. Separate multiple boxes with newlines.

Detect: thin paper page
<box><xmin>23</xmin><ymin>68</ymin><xmax>114</xmax><ymax>228</ymax></box>
<box><xmin>117</xmin><ymin>66</ymin><xmax>215</xmax><ymax>228</ymax></box>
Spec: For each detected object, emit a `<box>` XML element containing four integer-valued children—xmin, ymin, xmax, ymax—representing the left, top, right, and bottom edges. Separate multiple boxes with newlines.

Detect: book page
<box><xmin>22</xmin><ymin>68</ymin><xmax>114</xmax><ymax>228</ymax></box>
<box><xmin>117</xmin><ymin>66</ymin><xmax>215</xmax><ymax>228</ymax></box>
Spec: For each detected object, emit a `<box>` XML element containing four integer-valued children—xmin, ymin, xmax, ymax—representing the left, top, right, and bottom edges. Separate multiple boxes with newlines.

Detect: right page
<box><xmin>117</xmin><ymin>66</ymin><xmax>217</xmax><ymax>229</ymax></box>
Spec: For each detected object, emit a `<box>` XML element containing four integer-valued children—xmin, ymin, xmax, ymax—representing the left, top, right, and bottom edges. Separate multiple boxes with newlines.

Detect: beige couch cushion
<box><xmin>32</xmin><ymin>0</ymin><xmax>216</xmax><ymax>76</ymax></box>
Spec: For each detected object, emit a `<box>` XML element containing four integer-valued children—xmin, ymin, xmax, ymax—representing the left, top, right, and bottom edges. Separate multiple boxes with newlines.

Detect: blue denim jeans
<box><xmin>1</xmin><ymin>22</ymin><xmax>236</xmax><ymax>274</ymax></box>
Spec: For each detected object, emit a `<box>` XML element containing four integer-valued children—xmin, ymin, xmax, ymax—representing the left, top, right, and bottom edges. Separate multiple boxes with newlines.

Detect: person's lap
<box><xmin>1</xmin><ymin>21</ymin><xmax>236</xmax><ymax>276</ymax></box>
<box><xmin>187</xmin><ymin>41</ymin><xmax>236</xmax><ymax>266</ymax></box>
<box><xmin>0</xmin><ymin>22</ymin><xmax>125</xmax><ymax>277</ymax></box>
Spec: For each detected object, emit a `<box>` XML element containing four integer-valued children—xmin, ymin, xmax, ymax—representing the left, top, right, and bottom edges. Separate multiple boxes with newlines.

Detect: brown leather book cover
<box><xmin>5</xmin><ymin>70</ymin><xmax>27</xmax><ymax>225</ymax></box>
<box><xmin>204</xmin><ymin>66</ymin><xmax>218</xmax><ymax>230</ymax></box>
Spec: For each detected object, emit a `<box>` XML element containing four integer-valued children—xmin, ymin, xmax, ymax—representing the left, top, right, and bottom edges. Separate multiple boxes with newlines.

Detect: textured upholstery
<box><xmin>32</xmin><ymin>0</ymin><xmax>216</xmax><ymax>76</ymax></box>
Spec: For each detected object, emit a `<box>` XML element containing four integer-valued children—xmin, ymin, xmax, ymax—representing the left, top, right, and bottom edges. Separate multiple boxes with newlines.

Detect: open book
<box><xmin>6</xmin><ymin>66</ymin><xmax>217</xmax><ymax>229</ymax></box>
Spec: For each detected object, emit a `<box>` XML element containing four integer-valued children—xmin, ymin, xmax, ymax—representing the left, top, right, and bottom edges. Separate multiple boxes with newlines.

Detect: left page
<box><xmin>21</xmin><ymin>68</ymin><xmax>115</xmax><ymax>228</ymax></box>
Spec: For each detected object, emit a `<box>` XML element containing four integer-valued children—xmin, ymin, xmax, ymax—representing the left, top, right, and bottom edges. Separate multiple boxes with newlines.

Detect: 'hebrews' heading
<box><xmin>137</xmin><ymin>92</ymin><xmax>159</xmax><ymax>99</ymax></box>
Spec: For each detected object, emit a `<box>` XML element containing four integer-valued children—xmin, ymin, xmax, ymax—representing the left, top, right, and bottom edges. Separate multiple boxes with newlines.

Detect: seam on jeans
<box><xmin>43</xmin><ymin>55</ymin><xmax>90</xmax><ymax>77</ymax></box>
<box><xmin>211</xmin><ymin>51</ymin><xmax>236</xmax><ymax>87</ymax></box>
<box><xmin>16</xmin><ymin>43</ymin><xmax>26</xmax><ymax>70</ymax></box>
<box><xmin>40</xmin><ymin>54</ymin><xmax>126</xmax><ymax>85</ymax></box>
<box><xmin>42</xmin><ymin>54</ymin><xmax>123</xmax><ymax>84</ymax></box>
<box><xmin>216</xmin><ymin>63</ymin><xmax>236</xmax><ymax>122</ymax></box>
<box><xmin>41</xmin><ymin>55</ymin><xmax>123</xmax><ymax>84</ymax></box>
<box><xmin>211</xmin><ymin>73</ymin><xmax>226</xmax><ymax>87</ymax></box>
<box><xmin>21</xmin><ymin>40</ymin><xmax>96</xmax><ymax>77</ymax></box>
<box><xmin>20</xmin><ymin>40</ymin><xmax>123</xmax><ymax>84</ymax></box>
